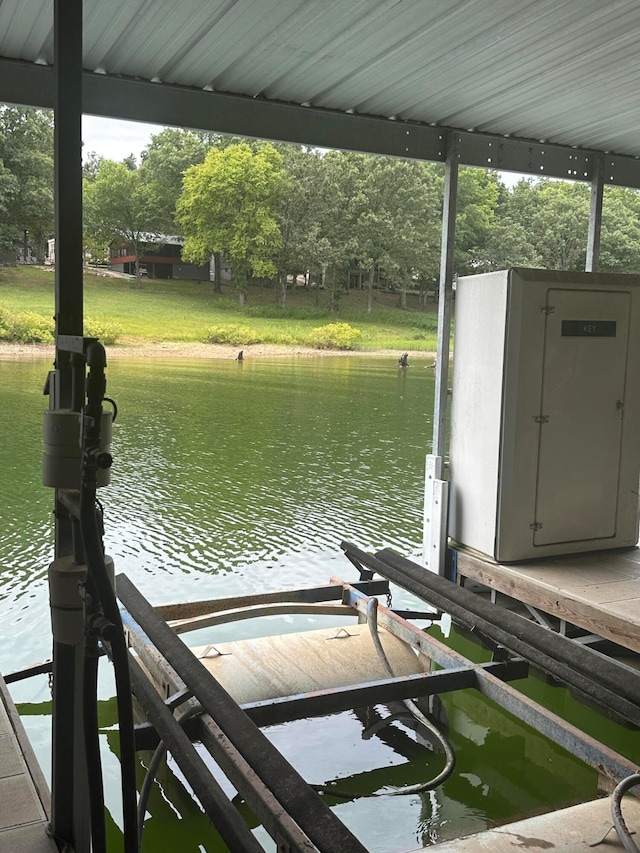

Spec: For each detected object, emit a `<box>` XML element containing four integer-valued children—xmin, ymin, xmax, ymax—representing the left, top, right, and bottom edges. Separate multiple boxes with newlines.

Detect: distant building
<box><xmin>45</xmin><ymin>234</ymin><xmax>233</xmax><ymax>284</ymax></box>
<box><xmin>109</xmin><ymin>235</ymin><xmax>211</xmax><ymax>281</ymax></box>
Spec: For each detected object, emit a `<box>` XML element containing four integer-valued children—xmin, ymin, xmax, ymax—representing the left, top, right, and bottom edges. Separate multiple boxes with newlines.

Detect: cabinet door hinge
<box><xmin>529</xmin><ymin>521</ymin><xmax>543</xmax><ymax>531</ymax></box>
<box><xmin>540</xmin><ymin>306</ymin><xmax>555</xmax><ymax>315</ymax></box>
<box><xmin>534</xmin><ymin>415</ymin><xmax>549</xmax><ymax>424</ymax></box>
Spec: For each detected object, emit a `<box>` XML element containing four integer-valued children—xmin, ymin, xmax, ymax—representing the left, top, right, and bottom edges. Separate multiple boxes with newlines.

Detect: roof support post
<box><xmin>432</xmin><ymin>132</ymin><xmax>459</xmax><ymax>459</ymax></box>
<box><xmin>49</xmin><ymin>3</ymin><xmax>90</xmax><ymax>851</ymax></box>
<box><xmin>586</xmin><ymin>154</ymin><xmax>605</xmax><ymax>272</ymax></box>
<box><xmin>52</xmin><ymin>0</ymin><xmax>85</xmax><ymax>560</ymax></box>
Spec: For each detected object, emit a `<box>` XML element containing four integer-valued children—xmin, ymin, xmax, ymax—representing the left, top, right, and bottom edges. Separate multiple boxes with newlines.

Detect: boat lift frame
<box><xmin>117</xmin><ymin>566</ymin><xmax>638</xmax><ymax>853</ymax></box>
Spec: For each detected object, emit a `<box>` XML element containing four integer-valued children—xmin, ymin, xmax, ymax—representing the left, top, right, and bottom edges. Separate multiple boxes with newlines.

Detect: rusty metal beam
<box><xmin>127</xmin><ymin>655</ymin><xmax>265</xmax><ymax>853</ymax></box>
<box><xmin>342</xmin><ymin>542</ymin><xmax>640</xmax><ymax>726</ymax></box>
<box><xmin>240</xmin><ymin>659</ymin><xmax>528</xmax><ymax>727</ymax></box>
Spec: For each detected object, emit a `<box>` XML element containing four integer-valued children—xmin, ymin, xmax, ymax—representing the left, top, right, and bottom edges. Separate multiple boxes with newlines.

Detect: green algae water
<box><xmin>1</xmin><ymin>355</ymin><xmax>637</xmax><ymax>852</ymax></box>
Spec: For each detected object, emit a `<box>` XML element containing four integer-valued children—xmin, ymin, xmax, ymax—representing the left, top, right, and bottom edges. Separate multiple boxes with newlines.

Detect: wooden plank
<box><xmin>456</xmin><ymin>549</ymin><xmax>640</xmax><ymax>654</ymax></box>
<box><xmin>566</xmin><ymin>580</ymin><xmax>640</xmax><ymax>605</ymax></box>
<box><xmin>0</xmin><ymin>674</ymin><xmax>57</xmax><ymax>852</ymax></box>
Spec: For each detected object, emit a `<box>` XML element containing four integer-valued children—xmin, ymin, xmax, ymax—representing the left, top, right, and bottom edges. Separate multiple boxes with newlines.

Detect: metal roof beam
<box><xmin>3</xmin><ymin>56</ymin><xmax>640</xmax><ymax>189</ymax></box>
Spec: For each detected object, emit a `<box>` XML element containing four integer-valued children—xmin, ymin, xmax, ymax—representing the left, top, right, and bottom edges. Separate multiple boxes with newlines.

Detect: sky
<box><xmin>82</xmin><ymin>115</ymin><xmax>164</xmax><ymax>163</ymax></box>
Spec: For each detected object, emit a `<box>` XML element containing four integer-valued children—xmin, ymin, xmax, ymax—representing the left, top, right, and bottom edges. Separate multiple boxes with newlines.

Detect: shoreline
<box><xmin>0</xmin><ymin>341</ymin><xmax>436</xmax><ymax>361</ymax></box>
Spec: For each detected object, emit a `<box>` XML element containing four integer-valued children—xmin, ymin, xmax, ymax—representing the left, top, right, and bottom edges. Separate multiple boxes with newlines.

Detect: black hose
<box><xmin>83</xmin><ymin>646</ymin><xmax>107</xmax><ymax>853</ymax></box>
<box><xmin>343</xmin><ymin>543</ymin><xmax>640</xmax><ymax>726</ymax></box>
<box><xmin>612</xmin><ymin>772</ymin><xmax>640</xmax><ymax>853</ymax></box>
<box><xmin>137</xmin><ymin>704</ymin><xmax>204</xmax><ymax>849</ymax></box>
<box><xmin>80</xmin><ymin>341</ymin><xmax>139</xmax><ymax>852</ymax></box>
<box><xmin>312</xmin><ymin>598</ymin><xmax>455</xmax><ymax>800</ymax></box>
<box><xmin>364</xmin><ymin>597</ymin><xmax>456</xmax><ymax>793</ymax></box>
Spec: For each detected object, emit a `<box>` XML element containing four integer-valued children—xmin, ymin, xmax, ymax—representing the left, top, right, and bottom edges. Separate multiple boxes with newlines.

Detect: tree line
<box><xmin>3</xmin><ymin>106</ymin><xmax>640</xmax><ymax>309</ymax></box>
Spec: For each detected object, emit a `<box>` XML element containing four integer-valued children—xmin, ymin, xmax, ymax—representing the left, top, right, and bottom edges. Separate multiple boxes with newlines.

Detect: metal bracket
<box><xmin>165</xmin><ymin>686</ymin><xmax>195</xmax><ymax>711</ymax></box>
<box><xmin>327</xmin><ymin>627</ymin><xmax>354</xmax><ymax>640</ymax></box>
<box><xmin>199</xmin><ymin>644</ymin><xmax>231</xmax><ymax>658</ymax></box>
<box><xmin>523</xmin><ymin>604</ymin><xmax>555</xmax><ymax>630</ymax></box>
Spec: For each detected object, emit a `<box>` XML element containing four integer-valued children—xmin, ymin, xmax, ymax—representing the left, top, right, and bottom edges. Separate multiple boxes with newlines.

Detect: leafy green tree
<box><xmin>0</xmin><ymin>106</ymin><xmax>54</xmax><ymax>258</ymax></box>
<box><xmin>533</xmin><ymin>180</ymin><xmax>589</xmax><ymax>270</ymax></box>
<box><xmin>344</xmin><ymin>154</ymin><xmax>440</xmax><ymax>312</ymax></box>
<box><xmin>176</xmin><ymin>143</ymin><xmax>283</xmax><ymax>303</ymax></box>
<box><xmin>82</xmin><ymin>150</ymin><xmax>103</xmax><ymax>182</ymax></box>
<box><xmin>84</xmin><ymin>159</ymin><xmax>157</xmax><ymax>284</ymax></box>
<box><xmin>139</xmin><ymin>128</ymin><xmax>207</xmax><ymax>233</ymax></box>
<box><xmin>453</xmin><ymin>167</ymin><xmax>500</xmax><ymax>275</ymax></box>
<box><xmin>600</xmin><ymin>186</ymin><xmax>640</xmax><ymax>272</ymax></box>
<box><xmin>271</xmin><ymin>145</ymin><xmax>349</xmax><ymax>307</ymax></box>
<box><xmin>311</xmin><ymin>151</ymin><xmax>361</xmax><ymax>312</ymax></box>
<box><xmin>493</xmin><ymin>178</ymin><xmax>589</xmax><ymax>271</ymax></box>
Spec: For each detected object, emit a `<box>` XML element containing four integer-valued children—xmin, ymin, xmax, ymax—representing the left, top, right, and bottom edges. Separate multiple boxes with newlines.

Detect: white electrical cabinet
<box><xmin>449</xmin><ymin>268</ymin><xmax>640</xmax><ymax>562</ymax></box>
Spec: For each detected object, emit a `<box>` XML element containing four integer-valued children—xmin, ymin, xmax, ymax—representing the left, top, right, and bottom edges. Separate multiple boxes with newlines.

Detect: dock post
<box><xmin>48</xmin><ymin>1</ymin><xmax>90</xmax><ymax>850</ymax></box>
<box><xmin>425</xmin><ymin>132</ymin><xmax>458</xmax><ymax>571</ymax></box>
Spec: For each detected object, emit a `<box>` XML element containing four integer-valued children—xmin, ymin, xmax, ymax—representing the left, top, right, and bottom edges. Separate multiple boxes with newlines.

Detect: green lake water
<box><xmin>0</xmin><ymin>355</ymin><xmax>637</xmax><ymax>852</ymax></box>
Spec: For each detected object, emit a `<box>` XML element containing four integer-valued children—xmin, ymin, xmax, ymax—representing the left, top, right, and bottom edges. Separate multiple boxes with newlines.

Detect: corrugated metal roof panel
<box><xmin>2</xmin><ymin>0</ymin><xmax>640</xmax><ymax>160</ymax></box>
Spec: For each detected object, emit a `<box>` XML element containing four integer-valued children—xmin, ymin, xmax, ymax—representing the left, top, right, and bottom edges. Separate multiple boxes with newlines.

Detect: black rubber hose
<box><xmin>81</xmin><ymin>497</ymin><xmax>139</xmax><ymax>853</ymax></box>
<box><xmin>137</xmin><ymin>704</ymin><xmax>204</xmax><ymax>849</ymax></box>
<box><xmin>341</xmin><ymin>543</ymin><xmax>640</xmax><ymax>726</ymax></box>
<box><xmin>80</xmin><ymin>341</ymin><xmax>139</xmax><ymax>852</ymax></box>
<box><xmin>365</xmin><ymin>597</ymin><xmax>456</xmax><ymax>794</ymax></box>
<box><xmin>312</xmin><ymin>598</ymin><xmax>455</xmax><ymax>800</ymax></box>
<box><xmin>83</xmin><ymin>646</ymin><xmax>107</xmax><ymax>853</ymax></box>
<box><xmin>612</xmin><ymin>772</ymin><xmax>640</xmax><ymax>853</ymax></box>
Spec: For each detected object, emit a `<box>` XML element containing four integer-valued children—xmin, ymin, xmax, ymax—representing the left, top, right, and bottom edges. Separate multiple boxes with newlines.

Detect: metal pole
<box><xmin>586</xmin><ymin>154</ymin><xmax>604</xmax><ymax>272</ymax></box>
<box><xmin>50</xmin><ymin>1</ymin><xmax>89</xmax><ymax>849</ymax></box>
<box><xmin>432</xmin><ymin>133</ymin><xmax>459</xmax><ymax>459</ymax></box>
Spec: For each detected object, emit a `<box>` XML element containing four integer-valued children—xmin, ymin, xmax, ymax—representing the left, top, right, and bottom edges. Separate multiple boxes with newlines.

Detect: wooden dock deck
<box><xmin>455</xmin><ymin>545</ymin><xmax>640</xmax><ymax>655</ymax></box>
<box><xmin>0</xmin><ymin>674</ymin><xmax>58</xmax><ymax>852</ymax></box>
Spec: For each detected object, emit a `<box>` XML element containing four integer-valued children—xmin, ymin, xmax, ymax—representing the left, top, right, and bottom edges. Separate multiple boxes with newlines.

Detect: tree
<box><xmin>176</xmin><ymin>143</ymin><xmax>283</xmax><ymax>304</ymax></box>
<box><xmin>84</xmin><ymin>159</ymin><xmax>157</xmax><ymax>284</ymax></box>
<box><xmin>492</xmin><ymin>178</ymin><xmax>589</xmax><ymax>271</ymax></box>
<box><xmin>0</xmin><ymin>106</ymin><xmax>54</xmax><ymax>258</ymax></box>
<box><xmin>453</xmin><ymin>167</ymin><xmax>500</xmax><ymax>275</ymax></box>
<box><xmin>271</xmin><ymin>145</ymin><xmax>345</xmax><ymax>307</ymax></box>
<box><xmin>139</xmin><ymin>128</ymin><xmax>207</xmax><ymax>233</ymax></box>
<box><xmin>600</xmin><ymin>186</ymin><xmax>640</xmax><ymax>272</ymax></box>
<box><xmin>344</xmin><ymin>154</ymin><xmax>440</xmax><ymax>313</ymax></box>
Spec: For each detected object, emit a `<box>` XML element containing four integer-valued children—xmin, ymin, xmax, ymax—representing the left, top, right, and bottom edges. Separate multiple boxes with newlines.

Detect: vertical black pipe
<box><xmin>50</xmin><ymin>2</ymin><xmax>89</xmax><ymax>850</ymax></box>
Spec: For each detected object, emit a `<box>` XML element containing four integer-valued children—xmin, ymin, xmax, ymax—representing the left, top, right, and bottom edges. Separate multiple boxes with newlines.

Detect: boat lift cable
<box><xmin>80</xmin><ymin>342</ymin><xmax>139</xmax><ymax>853</ymax></box>
<box><xmin>612</xmin><ymin>772</ymin><xmax>640</xmax><ymax>853</ymax></box>
<box><xmin>311</xmin><ymin>597</ymin><xmax>455</xmax><ymax>800</ymax></box>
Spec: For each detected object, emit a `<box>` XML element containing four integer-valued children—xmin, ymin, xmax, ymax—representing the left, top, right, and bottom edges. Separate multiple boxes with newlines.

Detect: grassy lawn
<box><xmin>0</xmin><ymin>265</ymin><xmax>440</xmax><ymax>351</ymax></box>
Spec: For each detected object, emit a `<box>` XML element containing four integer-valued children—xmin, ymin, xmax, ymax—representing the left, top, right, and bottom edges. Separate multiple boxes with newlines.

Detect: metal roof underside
<box><xmin>2</xmin><ymin>0</ymin><xmax>640</xmax><ymax>186</ymax></box>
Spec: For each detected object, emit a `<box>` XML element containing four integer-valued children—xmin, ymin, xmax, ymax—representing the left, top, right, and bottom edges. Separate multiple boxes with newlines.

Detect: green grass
<box><xmin>0</xmin><ymin>266</ymin><xmax>440</xmax><ymax>351</ymax></box>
